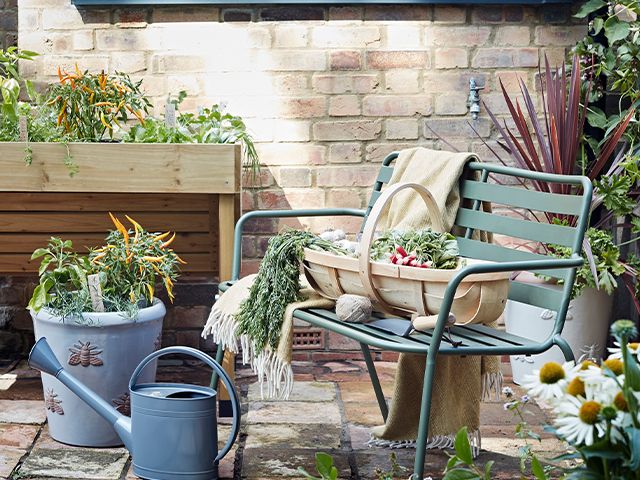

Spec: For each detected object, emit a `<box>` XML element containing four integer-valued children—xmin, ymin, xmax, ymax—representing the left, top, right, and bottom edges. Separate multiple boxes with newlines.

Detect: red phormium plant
<box><xmin>483</xmin><ymin>54</ymin><xmax>635</xmax><ymax>225</ymax></box>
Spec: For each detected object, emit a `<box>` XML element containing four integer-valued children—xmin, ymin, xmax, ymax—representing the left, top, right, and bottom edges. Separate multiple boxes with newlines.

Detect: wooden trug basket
<box><xmin>303</xmin><ymin>183</ymin><xmax>511</xmax><ymax>325</ymax></box>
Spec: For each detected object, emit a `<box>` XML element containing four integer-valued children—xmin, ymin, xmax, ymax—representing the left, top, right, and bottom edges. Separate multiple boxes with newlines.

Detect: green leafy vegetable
<box><xmin>370</xmin><ymin>228</ymin><xmax>459</xmax><ymax>270</ymax></box>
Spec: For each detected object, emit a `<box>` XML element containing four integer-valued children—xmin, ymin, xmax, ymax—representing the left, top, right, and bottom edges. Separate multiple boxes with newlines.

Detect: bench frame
<box><xmin>214</xmin><ymin>153</ymin><xmax>592</xmax><ymax>479</ymax></box>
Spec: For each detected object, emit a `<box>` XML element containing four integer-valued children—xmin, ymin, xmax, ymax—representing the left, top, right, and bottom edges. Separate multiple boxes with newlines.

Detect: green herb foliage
<box><xmin>370</xmin><ymin>229</ymin><xmax>459</xmax><ymax>270</ymax></box>
<box><xmin>0</xmin><ymin>47</ymin><xmax>38</xmax><ymax>121</ymax></box>
<box><xmin>235</xmin><ymin>230</ymin><xmax>348</xmax><ymax>352</ymax></box>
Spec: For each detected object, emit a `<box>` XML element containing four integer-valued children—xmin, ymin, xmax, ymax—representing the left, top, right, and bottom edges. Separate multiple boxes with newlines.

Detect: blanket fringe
<box><xmin>368</xmin><ymin>430</ymin><xmax>481</xmax><ymax>458</ymax></box>
<box><xmin>481</xmin><ymin>371</ymin><xmax>503</xmax><ymax>402</ymax></box>
<box><xmin>202</xmin><ymin>307</ymin><xmax>239</xmax><ymax>354</ymax></box>
<box><xmin>241</xmin><ymin>334</ymin><xmax>294</xmax><ymax>400</ymax></box>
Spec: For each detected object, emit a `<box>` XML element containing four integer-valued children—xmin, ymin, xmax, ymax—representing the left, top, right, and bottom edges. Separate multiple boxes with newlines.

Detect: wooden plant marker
<box><xmin>87</xmin><ymin>274</ymin><xmax>105</xmax><ymax>313</ymax></box>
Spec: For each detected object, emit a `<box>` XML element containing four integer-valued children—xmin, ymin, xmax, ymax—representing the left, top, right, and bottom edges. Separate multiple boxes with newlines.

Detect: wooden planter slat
<box><xmin>0</xmin><ymin>143</ymin><xmax>240</xmax><ymax>278</ymax></box>
<box><xmin>0</xmin><ymin>143</ymin><xmax>240</xmax><ymax>194</ymax></box>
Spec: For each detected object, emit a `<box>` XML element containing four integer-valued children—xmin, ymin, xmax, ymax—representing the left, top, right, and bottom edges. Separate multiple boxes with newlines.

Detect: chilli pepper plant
<box><xmin>28</xmin><ymin>214</ymin><xmax>183</xmax><ymax>322</ymax></box>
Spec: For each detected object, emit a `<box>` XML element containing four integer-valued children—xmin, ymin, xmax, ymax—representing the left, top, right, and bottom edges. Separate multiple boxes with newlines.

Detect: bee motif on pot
<box><xmin>112</xmin><ymin>392</ymin><xmax>131</xmax><ymax>416</ymax></box>
<box><xmin>45</xmin><ymin>388</ymin><xmax>64</xmax><ymax>415</ymax></box>
<box><xmin>68</xmin><ymin>340</ymin><xmax>104</xmax><ymax>367</ymax></box>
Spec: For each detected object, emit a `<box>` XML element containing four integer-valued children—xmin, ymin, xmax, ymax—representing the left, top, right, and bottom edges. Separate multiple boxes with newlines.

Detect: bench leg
<box><xmin>412</xmin><ymin>353</ymin><xmax>437</xmax><ymax>480</ymax></box>
<box><xmin>209</xmin><ymin>343</ymin><xmax>225</xmax><ymax>389</ymax></box>
<box><xmin>553</xmin><ymin>335</ymin><xmax>575</xmax><ymax>362</ymax></box>
<box><xmin>360</xmin><ymin>343</ymin><xmax>388</xmax><ymax>421</ymax></box>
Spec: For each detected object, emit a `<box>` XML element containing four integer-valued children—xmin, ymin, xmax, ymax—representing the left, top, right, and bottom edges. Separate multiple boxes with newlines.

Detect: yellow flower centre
<box><xmin>614</xmin><ymin>392</ymin><xmax>628</xmax><ymax>412</ymax></box>
<box><xmin>539</xmin><ymin>362</ymin><xmax>565</xmax><ymax>384</ymax></box>
<box><xmin>566</xmin><ymin>377</ymin><xmax>585</xmax><ymax>397</ymax></box>
<box><xmin>629</xmin><ymin>343</ymin><xmax>639</xmax><ymax>351</ymax></box>
<box><xmin>579</xmin><ymin>401</ymin><xmax>602</xmax><ymax>425</ymax></box>
<box><xmin>580</xmin><ymin>360</ymin><xmax>597</xmax><ymax>370</ymax></box>
<box><xmin>603</xmin><ymin>358</ymin><xmax>624</xmax><ymax>376</ymax></box>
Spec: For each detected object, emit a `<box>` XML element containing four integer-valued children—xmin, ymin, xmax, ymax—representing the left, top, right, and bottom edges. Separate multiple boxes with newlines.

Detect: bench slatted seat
<box><xmin>214</xmin><ymin>152</ymin><xmax>592</xmax><ymax>480</ymax></box>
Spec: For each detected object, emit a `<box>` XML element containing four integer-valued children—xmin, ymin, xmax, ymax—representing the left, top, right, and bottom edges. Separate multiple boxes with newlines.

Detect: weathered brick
<box><xmin>434</xmin><ymin>48</ymin><xmax>468</xmax><ymax>69</ymax></box>
<box><xmin>495</xmin><ymin>70</ymin><xmax>529</xmax><ymax>91</ymax></box>
<box><xmin>326</xmin><ymin>189</ymin><xmax>362</xmax><ymax>208</ymax></box>
<box><xmin>329</xmin><ymin>6</ymin><xmax>363</xmax><ymax>21</ymax></box>
<box><xmin>386</xmin><ymin>118</ymin><xmax>419</xmax><ymax>140</ymax></box>
<box><xmin>384</xmin><ymin>70</ymin><xmax>419</xmax><ymax>93</ymax></box>
<box><xmin>504</xmin><ymin>6</ymin><xmax>524</xmax><ymax>22</ymax></box>
<box><xmin>42</xmin><ymin>55</ymin><xmax>109</xmax><ymax>75</ymax></box>
<box><xmin>311</xmin><ymin>26</ymin><xmax>381</xmax><ymax>48</ymax></box>
<box><xmin>328</xmin><ymin>143</ymin><xmax>362</xmax><ymax>163</ymax></box>
<box><xmin>424</xmin><ymin>72</ymin><xmax>489</xmax><ymax>93</ymax></box>
<box><xmin>366</xmin><ymin>142</ymin><xmax>424</xmax><ymax>163</ymax></box>
<box><xmin>274</xmin><ymin>25</ymin><xmax>308</xmax><ymax>48</ymax></box>
<box><xmin>97</xmin><ymin>29</ymin><xmax>159</xmax><ymax>51</ymax></box>
<box><xmin>175</xmin><ymin>330</ymin><xmax>202</xmax><ymax>349</ymax></box>
<box><xmin>313</xmin><ymin>74</ymin><xmax>380</xmax><ymax>94</ymax></box>
<box><xmin>541</xmin><ymin>4</ymin><xmax>571</xmax><ymax>24</ymax></box>
<box><xmin>111</xmin><ymin>52</ymin><xmax>147</xmax><ymax>73</ymax></box>
<box><xmin>263</xmin><ymin>51</ymin><xmax>326</xmax><ymax>71</ymax></box>
<box><xmin>495</xmin><ymin>26</ymin><xmax>531</xmax><ymax>46</ymax></box>
<box><xmin>313</xmin><ymin>120</ymin><xmax>382</xmax><ymax>141</ymax></box>
<box><xmin>424</xmin><ymin>118</ymin><xmax>492</xmax><ymax>139</ymax></box>
<box><xmin>472</xmin><ymin>48</ymin><xmax>539</xmax><ymax>68</ymax></box>
<box><xmin>114</xmin><ymin>7</ymin><xmax>148</xmax><ymax>26</ymax></box>
<box><xmin>260</xmin><ymin>6</ymin><xmax>325</xmax><ymax>21</ymax></box>
<box><xmin>385</xmin><ymin>25</ymin><xmax>422</xmax><ymax>50</ymax></box>
<box><xmin>534</xmin><ymin>26</ymin><xmax>587</xmax><ymax>46</ymax></box>
<box><xmin>329</xmin><ymin>95</ymin><xmax>360</xmax><ymax>117</ymax></box>
<box><xmin>274</xmin><ymin>167</ymin><xmax>313</xmax><ymax>187</ymax></box>
<box><xmin>280</xmin><ymin>97</ymin><xmax>326</xmax><ymax>119</ymax></box>
<box><xmin>367</xmin><ymin>51</ymin><xmax>428</xmax><ymax>70</ymax></box>
<box><xmin>273</xmin><ymin>74</ymin><xmax>309</xmax><ymax>96</ymax></box>
<box><xmin>433</xmin><ymin>6</ymin><xmax>467</xmax><ymax>23</ymax></box>
<box><xmin>72</xmin><ymin>30</ymin><xmax>93</xmax><ymax>50</ymax></box>
<box><xmin>257</xmin><ymin>144</ymin><xmax>326</xmax><ymax>166</ymax></box>
<box><xmin>153</xmin><ymin>6</ymin><xmax>219</xmax><ymax>22</ymax></box>
<box><xmin>221</xmin><ymin>9</ymin><xmax>253</xmax><ymax>22</ymax></box>
<box><xmin>273</xmin><ymin>120</ymin><xmax>312</xmax><ymax>142</ymax></box>
<box><xmin>41</xmin><ymin>7</ymin><xmax>86</xmax><ymax>29</ymax></box>
<box><xmin>434</xmin><ymin>92</ymin><xmax>468</xmax><ymax>115</ymax></box>
<box><xmin>330</xmin><ymin>51</ymin><xmax>361</xmax><ymax>71</ymax></box>
<box><xmin>364</xmin><ymin>5</ymin><xmax>430</xmax><ymax>21</ymax></box>
<box><xmin>426</xmin><ymin>26</ymin><xmax>491</xmax><ymax>47</ymax></box>
<box><xmin>258</xmin><ymin>189</ymin><xmax>325</xmax><ymax>209</ymax></box>
<box><xmin>363</xmin><ymin>95</ymin><xmax>431</xmax><ymax>117</ymax></box>
<box><xmin>472</xmin><ymin>6</ymin><xmax>503</xmax><ymax>23</ymax></box>
<box><xmin>317</xmin><ymin>166</ymin><xmax>380</xmax><ymax>187</ymax></box>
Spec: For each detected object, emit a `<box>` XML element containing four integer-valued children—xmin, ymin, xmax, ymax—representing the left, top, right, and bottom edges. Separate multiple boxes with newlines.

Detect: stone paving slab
<box><xmin>0</xmin><ymin>423</ymin><xmax>39</xmax><ymax>449</ymax></box>
<box><xmin>342</xmin><ymin>401</ymin><xmax>385</xmax><ymax>426</ymax></box>
<box><xmin>242</xmin><ymin>448</ymin><xmax>350</xmax><ymax>479</ymax></box>
<box><xmin>17</xmin><ymin>447</ymin><xmax>128</xmax><ymax>480</ymax></box>
<box><xmin>246</xmin><ymin>401</ymin><xmax>341</xmax><ymax>425</ymax></box>
<box><xmin>248</xmin><ymin>381</ymin><xmax>336</xmax><ymax>403</ymax></box>
<box><xmin>0</xmin><ymin>446</ymin><xmax>25</xmax><ymax>479</ymax></box>
<box><xmin>244</xmin><ymin>423</ymin><xmax>342</xmax><ymax>450</ymax></box>
<box><xmin>33</xmin><ymin>426</ymin><xmax>128</xmax><ymax>453</ymax></box>
<box><xmin>338</xmin><ymin>380</ymin><xmax>394</xmax><ymax>402</ymax></box>
<box><xmin>0</xmin><ymin>399</ymin><xmax>46</xmax><ymax>425</ymax></box>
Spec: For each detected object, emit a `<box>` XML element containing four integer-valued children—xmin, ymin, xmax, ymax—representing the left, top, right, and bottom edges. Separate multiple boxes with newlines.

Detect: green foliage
<box><xmin>46</xmin><ymin>68</ymin><xmax>150</xmax><ymax>141</ymax></box>
<box><xmin>373</xmin><ymin>453</ymin><xmax>408</xmax><ymax>480</ymax></box>
<box><xmin>370</xmin><ymin>229</ymin><xmax>460</xmax><ymax>270</ymax></box>
<box><xmin>125</xmin><ymin>94</ymin><xmax>260</xmax><ymax>180</ymax></box>
<box><xmin>547</xmin><ymin>227</ymin><xmax>624</xmax><ymax>298</ymax></box>
<box><xmin>443</xmin><ymin>427</ymin><xmax>494</xmax><ymax>480</ymax></box>
<box><xmin>0</xmin><ymin>47</ymin><xmax>38</xmax><ymax>121</ymax></box>
<box><xmin>28</xmin><ymin>215</ymin><xmax>182</xmax><ymax>323</ymax></box>
<box><xmin>298</xmin><ymin>452</ymin><xmax>338</xmax><ymax>480</ymax></box>
<box><xmin>235</xmin><ymin>229</ymin><xmax>348</xmax><ymax>352</ymax></box>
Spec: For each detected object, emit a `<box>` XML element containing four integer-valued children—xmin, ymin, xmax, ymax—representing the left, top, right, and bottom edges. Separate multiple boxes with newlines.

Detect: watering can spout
<box><xmin>28</xmin><ymin>338</ymin><xmax>134</xmax><ymax>452</ymax></box>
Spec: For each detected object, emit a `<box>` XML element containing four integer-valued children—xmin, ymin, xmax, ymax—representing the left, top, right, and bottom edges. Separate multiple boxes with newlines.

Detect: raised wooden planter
<box><xmin>0</xmin><ymin>142</ymin><xmax>242</xmax><ymax>281</ymax></box>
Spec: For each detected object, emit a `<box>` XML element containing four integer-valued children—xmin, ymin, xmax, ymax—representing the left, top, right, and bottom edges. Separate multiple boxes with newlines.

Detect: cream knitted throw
<box><xmin>370</xmin><ymin>147</ymin><xmax>502</xmax><ymax>452</ymax></box>
<box><xmin>202</xmin><ymin>274</ymin><xmax>333</xmax><ymax>399</ymax></box>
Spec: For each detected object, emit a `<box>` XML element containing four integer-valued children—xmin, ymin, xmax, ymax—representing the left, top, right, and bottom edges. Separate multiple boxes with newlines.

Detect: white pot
<box><xmin>505</xmin><ymin>285</ymin><xmax>613</xmax><ymax>385</ymax></box>
<box><xmin>31</xmin><ymin>299</ymin><xmax>165</xmax><ymax>447</ymax></box>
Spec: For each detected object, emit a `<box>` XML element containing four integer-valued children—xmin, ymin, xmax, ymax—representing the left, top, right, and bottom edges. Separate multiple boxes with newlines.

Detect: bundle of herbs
<box><xmin>370</xmin><ymin>229</ymin><xmax>460</xmax><ymax>270</ymax></box>
<box><xmin>235</xmin><ymin>229</ymin><xmax>349</xmax><ymax>352</ymax></box>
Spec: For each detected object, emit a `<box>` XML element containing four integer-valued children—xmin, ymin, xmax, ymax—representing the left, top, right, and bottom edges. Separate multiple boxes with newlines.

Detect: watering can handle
<box><xmin>129</xmin><ymin>346</ymin><xmax>241</xmax><ymax>464</ymax></box>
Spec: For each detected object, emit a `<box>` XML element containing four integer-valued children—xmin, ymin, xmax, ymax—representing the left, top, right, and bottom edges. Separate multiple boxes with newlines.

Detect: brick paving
<box><xmin>0</xmin><ymin>358</ymin><xmax>567</xmax><ymax>479</ymax></box>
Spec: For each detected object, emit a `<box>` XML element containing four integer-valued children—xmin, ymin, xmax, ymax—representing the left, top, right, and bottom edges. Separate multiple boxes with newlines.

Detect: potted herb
<box><xmin>479</xmin><ymin>54</ymin><xmax>636</xmax><ymax>382</ymax></box>
<box><xmin>28</xmin><ymin>214</ymin><xmax>182</xmax><ymax>447</ymax></box>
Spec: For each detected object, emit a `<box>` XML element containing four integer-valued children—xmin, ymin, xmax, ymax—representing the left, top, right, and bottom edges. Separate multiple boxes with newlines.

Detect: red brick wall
<box><xmin>0</xmin><ymin>0</ymin><xmax>17</xmax><ymax>48</ymax></box>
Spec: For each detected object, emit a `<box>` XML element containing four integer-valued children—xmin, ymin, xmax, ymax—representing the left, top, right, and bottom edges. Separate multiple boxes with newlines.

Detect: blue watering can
<box><xmin>29</xmin><ymin>337</ymin><xmax>240</xmax><ymax>480</ymax></box>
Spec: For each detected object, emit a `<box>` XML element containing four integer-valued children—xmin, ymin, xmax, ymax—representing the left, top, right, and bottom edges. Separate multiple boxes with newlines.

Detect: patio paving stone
<box><xmin>0</xmin><ymin>446</ymin><xmax>26</xmax><ymax>478</ymax></box>
<box><xmin>33</xmin><ymin>426</ymin><xmax>128</xmax><ymax>453</ymax></box>
<box><xmin>0</xmin><ymin>423</ymin><xmax>39</xmax><ymax>449</ymax></box>
<box><xmin>246</xmin><ymin>400</ymin><xmax>341</xmax><ymax>424</ymax></box>
<box><xmin>244</xmin><ymin>422</ymin><xmax>342</xmax><ymax>449</ymax></box>
<box><xmin>0</xmin><ymin>399</ymin><xmax>46</xmax><ymax>424</ymax></box>
<box><xmin>338</xmin><ymin>380</ymin><xmax>394</xmax><ymax>402</ymax></box>
<box><xmin>17</xmin><ymin>447</ymin><xmax>128</xmax><ymax>479</ymax></box>
<box><xmin>342</xmin><ymin>401</ymin><xmax>385</xmax><ymax>426</ymax></box>
<box><xmin>248</xmin><ymin>380</ymin><xmax>336</xmax><ymax>402</ymax></box>
<box><xmin>241</xmin><ymin>448</ymin><xmax>351</xmax><ymax>478</ymax></box>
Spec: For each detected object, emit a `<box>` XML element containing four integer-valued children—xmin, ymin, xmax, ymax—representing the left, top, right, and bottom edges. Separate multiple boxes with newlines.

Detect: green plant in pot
<box><xmin>476</xmin><ymin>53</ymin><xmax>636</xmax><ymax>383</ymax></box>
<box><xmin>28</xmin><ymin>214</ymin><xmax>182</xmax><ymax>447</ymax></box>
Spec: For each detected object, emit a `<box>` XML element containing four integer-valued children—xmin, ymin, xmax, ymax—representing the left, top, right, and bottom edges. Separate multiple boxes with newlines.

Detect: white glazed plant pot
<box><xmin>505</xmin><ymin>285</ymin><xmax>613</xmax><ymax>385</ymax></box>
<box><xmin>31</xmin><ymin>299</ymin><xmax>165</xmax><ymax>447</ymax></box>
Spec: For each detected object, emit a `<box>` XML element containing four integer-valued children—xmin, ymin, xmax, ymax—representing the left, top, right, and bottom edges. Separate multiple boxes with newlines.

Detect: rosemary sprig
<box><xmin>370</xmin><ymin>229</ymin><xmax>459</xmax><ymax>270</ymax></box>
<box><xmin>235</xmin><ymin>229</ymin><xmax>348</xmax><ymax>351</ymax></box>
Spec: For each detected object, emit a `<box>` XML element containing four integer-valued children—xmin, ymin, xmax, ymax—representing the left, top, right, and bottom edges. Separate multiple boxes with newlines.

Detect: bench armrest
<box><xmin>231</xmin><ymin>208</ymin><xmax>366</xmax><ymax>280</ymax></box>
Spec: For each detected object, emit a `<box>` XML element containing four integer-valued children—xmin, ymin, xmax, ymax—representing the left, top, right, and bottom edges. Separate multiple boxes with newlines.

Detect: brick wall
<box><xmin>5</xmin><ymin>1</ymin><xmax>586</xmax><ymax>357</ymax></box>
<box><xmin>0</xmin><ymin>0</ymin><xmax>17</xmax><ymax>48</ymax></box>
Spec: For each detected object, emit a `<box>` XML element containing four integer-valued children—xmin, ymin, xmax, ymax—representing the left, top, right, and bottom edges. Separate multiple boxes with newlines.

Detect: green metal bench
<box><xmin>214</xmin><ymin>152</ymin><xmax>592</xmax><ymax>480</ymax></box>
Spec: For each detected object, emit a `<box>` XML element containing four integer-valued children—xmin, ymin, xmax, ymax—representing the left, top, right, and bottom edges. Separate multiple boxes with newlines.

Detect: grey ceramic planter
<box><xmin>31</xmin><ymin>299</ymin><xmax>166</xmax><ymax>447</ymax></box>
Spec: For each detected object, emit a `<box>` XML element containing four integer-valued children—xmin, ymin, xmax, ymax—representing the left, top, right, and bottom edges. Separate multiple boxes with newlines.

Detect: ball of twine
<box><xmin>336</xmin><ymin>294</ymin><xmax>372</xmax><ymax>323</ymax></box>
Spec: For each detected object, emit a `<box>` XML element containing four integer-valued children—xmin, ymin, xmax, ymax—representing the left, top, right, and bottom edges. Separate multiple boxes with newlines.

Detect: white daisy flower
<box><xmin>607</xmin><ymin>341</ymin><xmax>640</xmax><ymax>361</ymax></box>
<box><xmin>523</xmin><ymin>361</ymin><xmax>578</xmax><ymax>401</ymax></box>
<box><xmin>554</xmin><ymin>395</ymin><xmax>606</xmax><ymax>446</ymax></box>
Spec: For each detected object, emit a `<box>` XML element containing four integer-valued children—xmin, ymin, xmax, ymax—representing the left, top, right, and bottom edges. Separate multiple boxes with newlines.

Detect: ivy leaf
<box><xmin>575</xmin><ymin>0</ymin><xmax>606</xmax><ymax>18</ymax></box>
<box><xmin>604</xmin><ymin>17</ymin><xmax>631</xmax><ymax>43</ymax></box>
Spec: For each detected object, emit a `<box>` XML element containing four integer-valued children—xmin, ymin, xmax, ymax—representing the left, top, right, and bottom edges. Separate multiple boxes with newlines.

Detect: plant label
<box><xmin>87</xmin><ymin>274</ymin><xmax>105</xmax><ymax>312</ymax></box>
<box><xmin>165</xmin><ymin>99</ymin><xmax>176</xmax><ymax>128</ymax></box>
<box><xmin>19</xmin><ymin>115</ymin><xmax>28</xmax><ymax>142</ymax></box>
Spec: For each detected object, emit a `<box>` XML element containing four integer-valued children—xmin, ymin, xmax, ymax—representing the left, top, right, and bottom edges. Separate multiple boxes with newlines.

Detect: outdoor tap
<box><xmin>467</xmin><ymin>78</ymin><xmax>485</xmax><ymax>121</ymax></box>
